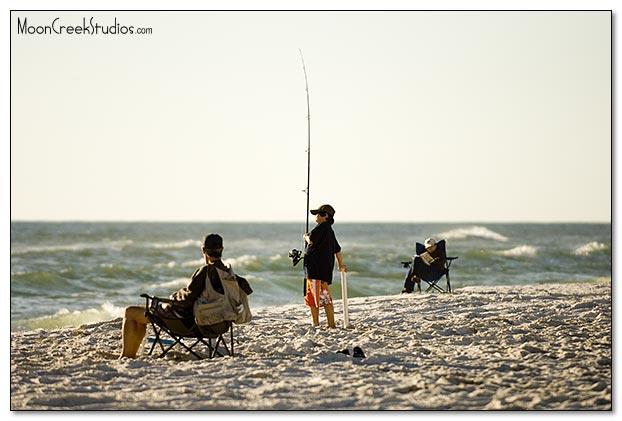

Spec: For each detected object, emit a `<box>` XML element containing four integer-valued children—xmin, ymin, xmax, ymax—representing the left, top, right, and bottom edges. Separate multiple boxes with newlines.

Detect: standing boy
<box><xmin>303</xmin><ymin>204</ymin><xmax>347</xmax><ymax>328</ymax></box>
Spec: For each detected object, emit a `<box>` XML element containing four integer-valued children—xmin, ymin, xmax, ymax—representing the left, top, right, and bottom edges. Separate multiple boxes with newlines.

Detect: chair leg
<box><xmin>425</xmin><ymin>280</ymin><xmax>445</xmax><ymax>293</ymax></box>
<box><xmin>183</xmin><ymin>340</ymin><xmax>206</xmax><ymax>360</ymax></box>
<box><xmin>146</xmin><ymin>328</ymin><xmax>159</xmax><ymax>356</ymax></box>
<box><xmin>230</xmin><ymin>324</ymin><xmax>234</xmax><ymax>357</ymax></box>
<box><xmin>206</xmin><ymin>326</ymin><xmax>234</xmax><ymax>359</ymax></box>
<box><xmin>210</xmin><ymin>335</ymin><xmax>231</xmax><ymax>358</ymax></box>
<box><xmin>148</xmin><ymin>325</ymin><xmax>166</xmax><ymax>356</ymax></box>
<box><xmin>156</xmin><ymin>338</ymin><xmax>182</xmax><ymax>358</ymax></box>
<box><xmin>208</xmin><ymin>337</ymin><xmax>217</xmax><ymax>359</ymax></box>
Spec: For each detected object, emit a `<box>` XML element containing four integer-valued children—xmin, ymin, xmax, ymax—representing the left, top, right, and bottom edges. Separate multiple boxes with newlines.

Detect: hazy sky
<box><xmin>9</xmin><ymin>7</ymin><xmax>613</xmax><ymax>222</ymax></box>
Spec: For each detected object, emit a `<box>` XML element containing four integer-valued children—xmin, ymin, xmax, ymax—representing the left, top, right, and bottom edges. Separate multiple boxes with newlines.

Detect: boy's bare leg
<box><xmin>310</xmin><ymin>307</ymin><xmax>320</xmax><ymax>326</ymax></box>
<box><xmin>324</xmin><ymin>304</ymin><xmax>336</xmax><ymax>328</ymax></box>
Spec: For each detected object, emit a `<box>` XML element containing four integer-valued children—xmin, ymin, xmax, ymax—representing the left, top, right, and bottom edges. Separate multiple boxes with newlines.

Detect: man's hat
<box><xmin>310</xmin><ymin>204</ymin><xmax>336</xmax><ymax>217</ymax></box>
<box><xmin>424</xmin><ymin>238</ymin><xmax>437</xmax><ymax>248</ymax></box>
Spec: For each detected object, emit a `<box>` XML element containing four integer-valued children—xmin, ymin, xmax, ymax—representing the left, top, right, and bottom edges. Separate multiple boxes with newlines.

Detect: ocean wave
<box><xmin>147</xmin><ymin>278</ymin><xmax>190</xmax><ymax>291</ymax></box>
<box><xmin>153</xmin><ymin>261</ymin><xmax>181</xmax><ymax>269</ymax></box>
<box><xmin>153</xmin><ymin>254</ymin><xmax>284</xmax><ymax>274</ymax></box>
<box><xmin>150</xmin><ymin>239</ymin><xmax>201</xmax><ymax>250</ymax></box>
<box><xmin>495</xmin><ymin>245</ymin><xmax>538</xmax><ymax>257</ymax></box>
<box><xmin>11</xmin><ymin>240</ymin><xmax>134</xmax><ymax>255</ymax></box>
<box><xmin>575</xmin><ymin>242</ymin><xmax>608</xmax><ymax>256</ymax></box>
<box><xmin>153</xmin><ymin>259</ymin><xmax>203</xmax><ymax>269</ymax></box>
<box><xmin>11</xmin><ymin>271</ymin><xmax>76</xmax><ymax>290</ymax></box>
<box><xmin>182</xmin><ymin>259</ymin><xmax>204</xmax><ymax>268</ymax></box>
<box><xmin>11</xmin><ymin>302</ymin><xmax>124</xmax><ymax>331</ymax></box>
<box><xmin>437</xmin><ymin>226</ymin><xmax>508</xmax><ymax>242</ymax></box>
<box><xmin>224</xmin><ymin>254</ymin><xmax>260</xmax><ymax>269</ymax></box>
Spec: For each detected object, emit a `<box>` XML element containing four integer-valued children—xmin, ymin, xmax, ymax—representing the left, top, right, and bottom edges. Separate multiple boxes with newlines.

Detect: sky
<box><xmin>7</xmin><ymin>3</ymin><xmax>615</xmax><ymax>223</ymax></box>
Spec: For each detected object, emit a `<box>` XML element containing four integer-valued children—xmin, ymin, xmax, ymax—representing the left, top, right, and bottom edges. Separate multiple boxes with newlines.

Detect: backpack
<box><xmin>193</xmin><ymin>264</ymin><xmax>252</xmax><ymax>327</ymax></box>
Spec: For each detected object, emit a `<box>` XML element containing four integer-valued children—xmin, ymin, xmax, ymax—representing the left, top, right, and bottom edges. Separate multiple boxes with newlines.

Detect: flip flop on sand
<box><xmin>336</xmin><ymin>348</ymin><xmax>350</xmax><ymax>355</ymax></box>
<box><xmin>353</xmin><ymin>346</ymin><xmax>365</xmax><ymax>358</ymax></box>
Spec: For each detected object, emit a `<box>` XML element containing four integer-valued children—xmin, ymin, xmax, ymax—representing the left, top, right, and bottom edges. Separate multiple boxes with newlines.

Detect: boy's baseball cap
<box><xmin>310</xmin><ymin>204</ymin><xmax>335</xmax><ymax>217</ymax></box>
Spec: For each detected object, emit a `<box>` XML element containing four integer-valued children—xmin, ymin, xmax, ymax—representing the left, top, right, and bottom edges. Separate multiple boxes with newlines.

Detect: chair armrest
<box><xmin>445</xmin><ymin>256</ymin><xmax>458</xmax><ymax>270</ymax></box>
<box><xmin>140</xmin><ymin>293</ymin><xmax>176</xmax><ymax>303</ymax></box>
<box><xmin>153</xmin><ymin>296</ymin><xmax>176</xmax><ymax>304</ymax></box>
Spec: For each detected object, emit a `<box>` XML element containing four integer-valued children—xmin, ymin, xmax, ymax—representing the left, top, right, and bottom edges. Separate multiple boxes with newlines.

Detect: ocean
<box><xmin>10</xmin><ymin>222</ymin><xmax>611</xmax><ymax>332</ymax></box>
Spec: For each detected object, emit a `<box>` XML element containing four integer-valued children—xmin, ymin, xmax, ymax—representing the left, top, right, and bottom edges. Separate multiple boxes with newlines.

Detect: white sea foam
<box><xmin>149</xmin><ymin>278</ymin><xmax>189</xmax><ymax>290</ymax></box>
<box><xmin>181</xmin><ymin>258</ymin><xmax>204</xmax><ymax>267</ymax></box>
<box><xmin>438</xmin><ymin>226</ymin><xmax>509</xmax><ymax>242</ymax></box>
<box><xmin>575</xmin><ymin>242</ymin><xmax>608</xmax><ymax>256</ymax></box>
<box><xmin>12</xmin><ymin>302</ymin><xmax>125</xmax><ymax>331</ymax></box>
<box><xmin>496</xmin><ymin>245</ymin><xmax>538</xmax><ymax>257</ymax></box>
<box><xmin>150</xmin><ymin>239</ymin><xmax>200</xmax><ymax>249</ymax></box>
<box><xmin>155</xmin><ymin>260</ymin><xmax>197</xmax><ymax>269</ymax></box>
<box><xmin>157</xmin><ymin>255</ymin><xmax>262</xmax><ymax>270</ymax></box>
<box><xmin>241</xmin><ymin>274</ymin><xmax>260</xmax><ymax>282</ymax></box>
<box><xmin>11</xmin><ymin>240</ymin><xmax>134</xmax><ymax>255</ymax></box>
<box><xmin>153</xmin><ymin>261</ymin><xmax>179</xmax><ymax>269</ymax></box>
<box><xmin>224</xmin><ymin>254</ymin><xmax>258</xmax><ymax>268</ymax></box>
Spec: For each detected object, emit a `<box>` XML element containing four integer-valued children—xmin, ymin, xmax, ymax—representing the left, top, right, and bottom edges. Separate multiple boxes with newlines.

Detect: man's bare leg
<box><xmin>120</xmin><ymin>306</ymin><xmax>149</xmax><ymax>358</ymax></box>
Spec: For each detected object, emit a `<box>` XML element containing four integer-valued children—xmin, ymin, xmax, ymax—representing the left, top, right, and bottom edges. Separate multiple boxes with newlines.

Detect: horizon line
<box><xmin>9</xmin><ymin>219</ymin><xmax>612</xmax><ymax>224</ymax></box>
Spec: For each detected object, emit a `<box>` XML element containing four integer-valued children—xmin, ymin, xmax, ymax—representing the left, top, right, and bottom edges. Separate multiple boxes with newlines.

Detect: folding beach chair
<box><xmin>140</xmin><ymin>294</ymin><xmax>234</xmax><ymax>360</ymax></box>
<box><xmin>401</xmin><ymin>240</ymin><xmax>458</xmax><ymax>293</ymax></box>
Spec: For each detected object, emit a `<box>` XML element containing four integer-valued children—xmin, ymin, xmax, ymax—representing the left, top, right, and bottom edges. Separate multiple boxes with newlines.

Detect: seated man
<box><xmin>119</xmin><ymin>233</ymin><xmax>252</xmax><ymax>358</ymax></box>
<box><xmin>401</xmin><ymin>237</ymin><xmax>447</xmax><ymax>293</ymax></box>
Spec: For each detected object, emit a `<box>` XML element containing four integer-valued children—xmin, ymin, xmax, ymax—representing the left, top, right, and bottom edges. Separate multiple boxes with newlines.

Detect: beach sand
<box><xmin>10</xmin><ymin>281</ymin><xmax>612</xmax><ymax>411</ymax></box>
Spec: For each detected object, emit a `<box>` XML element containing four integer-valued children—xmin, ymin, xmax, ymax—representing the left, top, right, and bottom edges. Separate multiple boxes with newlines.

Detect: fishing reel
<box><xmin>288</xmin><ymin>249</ymin><xmax>303</xmax><ymax>266</ymax></box>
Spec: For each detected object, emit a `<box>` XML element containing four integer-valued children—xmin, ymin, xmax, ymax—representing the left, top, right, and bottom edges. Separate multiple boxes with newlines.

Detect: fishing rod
<box><xmin>288</xmin><ymin>48</ymin><xmax>311</xmax><ymax>267</ymax></box>
<box><xmin>301</xmin><ymin>48</ymin><xmax>311</xmax><ymax>235</ymax></box>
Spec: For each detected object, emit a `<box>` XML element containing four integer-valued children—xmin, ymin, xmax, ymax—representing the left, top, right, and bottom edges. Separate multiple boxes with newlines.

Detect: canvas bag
<box><xmin>193</xmin><ymin>265</ymin><xmax>252</xmax><ymax>326</ymax></box>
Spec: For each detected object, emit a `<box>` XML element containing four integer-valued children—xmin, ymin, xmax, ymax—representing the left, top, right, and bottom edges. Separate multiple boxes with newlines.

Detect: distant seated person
<box><xmin>401</xmin><ymin>237</ymin><xmax>447</xmax><ymax>293</ymax></box>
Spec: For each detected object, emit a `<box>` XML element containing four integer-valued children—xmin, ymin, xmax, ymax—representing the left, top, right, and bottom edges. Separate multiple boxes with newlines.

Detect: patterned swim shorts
<box><xmin>304</xmin><ymin>279</ymin><xmax>333</xmax><ymax>308</ymax></box>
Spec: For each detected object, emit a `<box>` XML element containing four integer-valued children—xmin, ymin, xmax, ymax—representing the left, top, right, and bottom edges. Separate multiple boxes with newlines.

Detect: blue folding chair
<box><xmin>401</xmin><ymin>240</ymin><xmax>458</xmax><ymax>293</ymax></box>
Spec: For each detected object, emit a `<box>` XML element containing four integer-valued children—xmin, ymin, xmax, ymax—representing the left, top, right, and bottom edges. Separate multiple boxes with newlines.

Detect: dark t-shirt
<box><xmin>303</xmin><ymin>222</ymin><xmax>342</xmax><ymax>284</ymax></box>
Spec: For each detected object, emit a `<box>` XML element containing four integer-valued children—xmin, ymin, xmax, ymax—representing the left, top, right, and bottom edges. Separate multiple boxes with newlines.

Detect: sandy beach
<box><xmin>10</xmin><ymin>281</ymin><xmax>612</xmax><ymax>411</ymax></box>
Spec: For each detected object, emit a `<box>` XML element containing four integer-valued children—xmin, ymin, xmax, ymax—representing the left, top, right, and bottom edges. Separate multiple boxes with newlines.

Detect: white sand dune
<box><xmin>10</xmin><ymin>281</ymin><xmax>611</xmax><ymax>411</ymax></box>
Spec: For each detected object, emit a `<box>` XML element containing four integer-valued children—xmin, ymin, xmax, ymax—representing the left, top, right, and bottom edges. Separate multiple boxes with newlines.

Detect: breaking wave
<box><xmin>148</xmin><ymin>277</ymin><xmax>190</xmax><ymax>291</ymax></box>
<box><xmin>150</xmin><ymin>239</ymin><xmax>200</xmax><ymax>250</ymax></box>
<box><xmin>11</xmin><ymin>302</ymin><xmax>124</xmax><ymax>331</ymax></box>
<box><xmin>495</xmin><ymin>245</ymin><xmax>538</xmax><ymax>257</ymax></box>
<box><xmin>437</xmin><ymin>226</ymin><xmax>509</xmax><ymax>242</ymax></box>
<box><xmin>575</xmin><ymin>242</ymin><xmax>608</xmax><ymax>256</ymax></box>
<box><xmin>11</xmin><ymin>240</ymin><xmax>134</xmax><ymax>255</ymax></box>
